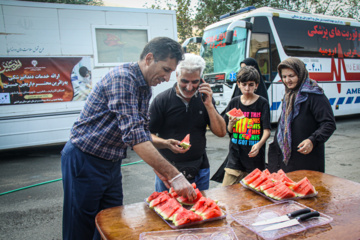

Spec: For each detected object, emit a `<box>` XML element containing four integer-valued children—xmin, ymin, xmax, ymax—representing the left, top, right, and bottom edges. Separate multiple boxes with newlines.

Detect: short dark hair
<box><xmin>79</xmin><ymin>66</ymin><xmax>89</xmax><ymax>77</ymax></box>
<box><xmin>140</xmin><ymin>37</ymin><xmax>184</xmax><ymax>63</ymax></box>
<box><xmin>237</xmin><ymin>66</ymin><xmax>260</xmax><ymax>84</ymax></box>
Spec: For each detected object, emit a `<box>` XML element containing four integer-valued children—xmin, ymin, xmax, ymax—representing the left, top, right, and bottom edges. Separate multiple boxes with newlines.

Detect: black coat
<box><xmin>268</xmin><ymin>93</ymin><xmax>336</xmax><ymax>173</ymax></box>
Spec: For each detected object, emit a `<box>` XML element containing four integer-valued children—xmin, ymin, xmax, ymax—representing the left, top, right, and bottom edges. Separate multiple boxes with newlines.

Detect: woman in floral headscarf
<box><xmin>268</xmin><ymin>57</ymin><xmax>336</xmax><ymax>173</ymax></box>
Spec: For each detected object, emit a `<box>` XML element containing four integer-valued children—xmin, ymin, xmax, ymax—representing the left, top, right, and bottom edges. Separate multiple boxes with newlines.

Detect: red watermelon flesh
<box><xmin>263</xmin><ymin>183</ymin><xmax>287</xmax><ymax>198</ymax></box>
<box><xmin>180</xmin><ymin>134</ymin><xmax>191</xmax><ymax>149</ymax></box>
<box><xmin>193</xmin><ymin>198</ymin><xmax>215</xmax><ymax>215</ymax></box>
<box><xmin>226</xmin><ymin>108</ymin><xmax>245</xmax><ymax>120</ymax></box>
<box><xmin>259</xmin><ymin>179</ymin><xmax>275</xmax><ymax>191</ymax></box>
<box><xmin>176</xmin><ymin>188</ymin><xmax>203</xmax><ymax>205</ymax></box>
<box><xmin>277</xmin><ymin>169</ymin><xmax>286</xmax><ymax>176</ymax></box>
<box><xmin>190</xmin><ymin>196</ymin><xmax>207</xmax><ymax>212</ymax></box>
<box><xmin>154</xmin><ymin>200</ymin><xmax>168</xmax><ymax>214</ymax></box>
<box><xmin>262</xmin><ymin>169</ymin><xmax>271</xmax><ymax>176</ymax></box>
<box><xmin>291</xmin><ymin>177</ymin><xmax>316</xmax><ymax>196</ymax></box>
<box><xmin>146</xmin><ymin>191</ymin><xmax>161</xmax><ymax>203</ymax></box>
<box><xmin>172</xmin><ymin>209</ymin><xmax>202</xmax><ymax>226</ymax></box>
<box><xmin>272</xmin><ymin>183</ymin><xmax>296</xmax><ymax>200</ymax></box>
<box><xmin>242</xmin><ymin>168</ymin><xmax>262</xmax><ymax>185</ymax></box>
<box><xmin>278</xmin><ymin>174</ymin><xmax>295</xmax><ymax>184</ymax></box>
<box><xmin>149</xmin><ymin>192</ymin><xmax>171</xmax><ymax>208</ymax></box>
<box><xmin>249</xmin><ymin>174</ymin><xmax>268</xmax><ymax>190</ymax></box>
<box><xmin>201</xmin><ymin>207</ymin><xmax>223</xmax><ymax>220</ymax></box>
<box><xmin>157</xmin><ymin>198</ymin><xmax>182</xmax><ymax>220</ymax></box>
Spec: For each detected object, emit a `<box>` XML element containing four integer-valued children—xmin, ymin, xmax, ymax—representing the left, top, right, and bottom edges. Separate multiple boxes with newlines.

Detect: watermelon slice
<box><xmin>149</xmin><ymin>192</ymin><xmax>171</xmax><ymax>208</ymax></box>
<box><xmin>146</xmin><ymin>191</ymin><xmax>161</xmax><ymax>203</ymax></box>
<box><xmin>262</xmin><ymin>169</ymin><xmax>271</xmax><ymax>176</ymax></box>
<box><xmin>156</xmin><ymin>198</ymin><xmax>182</xmax><ymax>220</ymax></box>
<box><xmin>226</xmin><ymin>107</ymin><xmax>245</xmax><ymax>120</ymax></box>
<box><xmin>201</xmin><ymin>206</ymin><xmax>223</xmax><ymax>220</ymax></box>
<box><xmin>241</xmin><ymin>168</ymin><xmax>261</xmax><ymax>185</ymax></box>
<box><xmin>176</xmin><ymin>188</ymin><xmax>203</xmax><ymax>205</ymax></box>
<box><xmin>259</xmin><ymin>179</ymin><xmax>275</xmax><ymax>191</ymax></box>
<box><xmin>179</xmin><ymin>134</ymin><xmax>191</xmax><ymax>149</ymax></box>
<box><xmin>172</xmin><ymin>208</ymin><xmax>202</xmax><ymax>226</ymax></box>
<box><xmin>290</xmin><ymin>177</ymin><xmax>316</xmax><ymax>197</ymax></box>
<box><xmin>192</xmin><ymin>197</ymin><xmax>217</xmax><ymax>215</ymax></box>
<box><xmin>249</xmin><ymin>173</ymin><xmax>268</xmax><ymax>190</ymax></box>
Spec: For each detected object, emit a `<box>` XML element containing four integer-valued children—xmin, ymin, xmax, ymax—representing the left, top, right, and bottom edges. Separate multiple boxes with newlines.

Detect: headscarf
<box><xmin>276</xmin><ymin>57</ymin><xmax>324</xmax><ymax>165</ymax></box>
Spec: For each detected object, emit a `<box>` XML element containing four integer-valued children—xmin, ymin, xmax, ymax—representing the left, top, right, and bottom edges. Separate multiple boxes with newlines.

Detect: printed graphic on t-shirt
<box><xmin>231</xmin><ymin>111</ymin><xmax>261</xmax><ymax>146</ymax></box>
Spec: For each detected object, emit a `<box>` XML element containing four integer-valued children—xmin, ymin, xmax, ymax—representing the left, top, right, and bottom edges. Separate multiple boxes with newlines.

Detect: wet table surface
<box><xmin>95</xmin><ymin>170</ymin><xmax>360</xmax><ymax>239</ymax></box>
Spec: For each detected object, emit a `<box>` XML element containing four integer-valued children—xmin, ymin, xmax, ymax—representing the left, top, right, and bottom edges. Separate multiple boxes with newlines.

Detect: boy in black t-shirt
<box><xmin>222</xmin><ymin>66</ymin><xmax>271</xmax><ymax>186</ymax></box>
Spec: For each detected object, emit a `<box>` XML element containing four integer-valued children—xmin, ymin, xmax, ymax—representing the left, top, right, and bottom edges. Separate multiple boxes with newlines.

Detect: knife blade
<box><xmin>261</xmin><ymin>211</ymin><xmax>320</xmax><ymax>231</ymax></box>
<box><xmin>252</xmin><ymin>208</ymin><xmax>311</xmax><ymax>226</ymax></box>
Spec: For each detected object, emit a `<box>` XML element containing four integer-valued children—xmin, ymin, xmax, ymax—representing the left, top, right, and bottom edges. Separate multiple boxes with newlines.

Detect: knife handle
<box><xmin>287</xmin><ymin>208</ymin><xmax>311</xmax><ymax>218</ymax></box>
<box><xmin>296</xmin><ymin>211</ymin><xmax>320</xmax><ymax>221</ymax></box>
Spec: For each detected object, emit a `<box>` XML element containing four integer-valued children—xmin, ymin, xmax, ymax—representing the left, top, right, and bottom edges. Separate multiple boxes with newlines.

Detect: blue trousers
<box><xmin>61</xmin><ymin>141</ymin><xmax>123</xmax><ymax>240</ymax></box>
<box><xmin>155</xmin><ymin>168</ymin><xmax>210</xmax><ymax>192</ymax></box>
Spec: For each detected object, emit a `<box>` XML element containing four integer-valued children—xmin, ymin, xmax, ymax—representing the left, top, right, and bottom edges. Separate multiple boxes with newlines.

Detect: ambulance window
<box><xmin>273</xmin><ymin>18</ymin><xmax>360</xmax><ymax>59</ymax></box>
<box><xmin>252</xmin><ymin>17</ymin><xmax>280</xmax><ymax>82</ymax></box>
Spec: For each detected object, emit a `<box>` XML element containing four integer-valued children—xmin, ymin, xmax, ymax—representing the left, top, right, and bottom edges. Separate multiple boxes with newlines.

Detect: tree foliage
<box><xmin>17</xmin><ymin>0</ymin><xmax>103</xmax><ymax>5</ymax></box>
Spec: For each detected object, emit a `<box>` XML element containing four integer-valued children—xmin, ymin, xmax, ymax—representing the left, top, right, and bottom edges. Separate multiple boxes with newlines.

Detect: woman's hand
<box><xmin>297</xmin><ymin>139</ymin><xmax>314</xmax><ymax>155</ymax></box>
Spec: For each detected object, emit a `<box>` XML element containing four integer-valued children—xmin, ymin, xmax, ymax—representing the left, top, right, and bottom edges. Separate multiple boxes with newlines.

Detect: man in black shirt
<box><xmin>149</xmin><ymin>53</ymin><xmax>226</xmax><ymax>191</ymax></box>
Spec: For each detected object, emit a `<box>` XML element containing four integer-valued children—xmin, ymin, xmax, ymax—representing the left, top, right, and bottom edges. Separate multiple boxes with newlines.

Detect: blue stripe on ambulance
<box><xmin>270</xmin><ymin>102</ymin><xmax>281</xmax><ymax>111</ymax></box>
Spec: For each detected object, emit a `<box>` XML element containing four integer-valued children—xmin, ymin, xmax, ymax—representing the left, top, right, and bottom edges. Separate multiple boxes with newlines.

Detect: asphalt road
<box><xmin>0</xmin><ymin>115</ymin><xmax>359</xmax><ymax>239</ymax></box>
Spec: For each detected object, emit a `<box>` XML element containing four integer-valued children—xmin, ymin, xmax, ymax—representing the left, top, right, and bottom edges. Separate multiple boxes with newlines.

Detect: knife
<box><xmin>261</xmin><ymin>211</ymin><xmax>320</xmax><ymax>231</ymax></box>
<box><xmin>252</xmin><ymin>208</ymin><xmax>311</xmax><ymax>226</ymax></box>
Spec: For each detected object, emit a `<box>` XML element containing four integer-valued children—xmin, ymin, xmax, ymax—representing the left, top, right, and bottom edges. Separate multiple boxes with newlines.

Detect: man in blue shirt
<box><xmin>61</xmin><ymin>37</ymin><xmax>196</xmax><ymax>240</ymax></box>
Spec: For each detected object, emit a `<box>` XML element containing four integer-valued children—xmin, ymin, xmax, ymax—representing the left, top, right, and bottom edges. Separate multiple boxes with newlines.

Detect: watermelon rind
<box><xmin>242</xmin><ymin>168</ymin><xmax>261</xmax><ymax>185</ymax></box>
<box><xmin>180</xmin><ymin>134</ymin><xmax>190</xmax><ymax>149</ymax></box>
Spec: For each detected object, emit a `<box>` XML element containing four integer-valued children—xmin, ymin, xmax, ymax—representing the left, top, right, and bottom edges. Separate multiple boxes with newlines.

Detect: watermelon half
<box><xmin>226</xmin><ymin>107</ymin><xmax>245</xmax><ymax>120</ymax></box>
<box><xmin>179</xmin><ymin>134</ymin><xmax>191</xmax><ymax>149</ymax></box>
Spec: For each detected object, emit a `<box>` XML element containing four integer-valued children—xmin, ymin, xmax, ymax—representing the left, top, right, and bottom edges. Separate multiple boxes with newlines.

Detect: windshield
<box><xmin>200</xmin><ymin>25</ymin><xmax>247</xmax><ymax>86</ymax></box>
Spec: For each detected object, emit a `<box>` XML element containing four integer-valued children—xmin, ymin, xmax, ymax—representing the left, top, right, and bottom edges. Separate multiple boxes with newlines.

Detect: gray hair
<box><xmin>175</xmin><ymin>53</ymin><xmax>206</xmax><ymax>76</ymax></box>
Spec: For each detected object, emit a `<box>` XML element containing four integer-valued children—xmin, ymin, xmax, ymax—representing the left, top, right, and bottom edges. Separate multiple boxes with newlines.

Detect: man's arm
<box><xmin>151</xmin><ymin>134</ymin><xmax>189</xmax><ymax>153</ymax></box>
<box><xmin>133</xmin><ymin>141</ymin><xmax>196</xmax><ymax>200</ymax></box>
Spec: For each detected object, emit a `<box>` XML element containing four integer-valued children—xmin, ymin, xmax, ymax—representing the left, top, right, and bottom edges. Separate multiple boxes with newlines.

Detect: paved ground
<box><xmin>0</xmin><ymin>115</ymin><xmax>359</xmax><ymax>239</ymax></box>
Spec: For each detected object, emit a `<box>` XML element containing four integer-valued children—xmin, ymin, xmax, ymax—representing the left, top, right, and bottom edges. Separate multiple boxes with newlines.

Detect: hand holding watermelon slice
<box><xmin>179</xmin><ymin>134</ymin><xmax>191</xmax><ymax>150</ymax></box>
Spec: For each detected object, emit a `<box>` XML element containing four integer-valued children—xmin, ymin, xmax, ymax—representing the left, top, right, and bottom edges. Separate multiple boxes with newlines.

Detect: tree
<box><xmin>17</xmin><ymin>0</ymin><xmax>103</xmax><ymax>5</ymax></box>
<box><xmin>145</xmin><ymin>0</ymin><xmax>197</xmax><ymax>51</ymax></box>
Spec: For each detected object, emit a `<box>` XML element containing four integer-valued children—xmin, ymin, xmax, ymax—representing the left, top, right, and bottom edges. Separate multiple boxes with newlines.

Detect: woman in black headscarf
<box><xmin>268</xmin><ymin>57</ymin><xmax>336</xmax><ymax>173</ymax></box>
<box><xmin>232</xmin><ymin>58</ymin><xmax>269</xmax><ymax>102</ymax></box>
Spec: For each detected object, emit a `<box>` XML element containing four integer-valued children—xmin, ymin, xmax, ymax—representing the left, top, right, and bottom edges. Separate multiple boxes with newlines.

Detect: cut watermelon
<box><xmin>262</xmin><ymin>169</ymin><xmax>271</xmax><ymax>176</ymax></box>
<box><xmin>192</xmin><ymin>198</ymin><xmax>216</xmax><ymax>215</ymax></box>
<box><xmin>272</xmin><ymin>183</ymin><xmax>296</xmax><ymax>200</ymax></box>
<box><xmin>149</xmin><ymin>192</ymin><xmax>171</xmax><ymax>208</ymax></box>
<box><xmin>146</xmin><ymin>191</ymin><xmax>161</xmax><ymax>203</ymax></box>
<box><xmin>226</xmin><ymin>107</ymin><xmax>245</xmax><ymax>120</ymax></box>
<box><xmin>179</xmin><ymin>134</ymin><xmax>191</xmax><ymax>149</ymax></box>
<box><xmin>157</xmin><ymin>198</ymin><xmax>182</xmax><ymax>220</ymax></box>
<box><xmin>172</xmin><ymin>209</ymin><xmax>202</xmax><ymax>226</ymax></box>
<box><xmin>259</xmin><ymin>179</ymin><xmax>275</xmax><ymax>192</ymax></box>
<box><xmin>241</xmin><ymin>168</ymin><xmax>261</xmax><ymax>185</ymax></box>
<box><xmin>177</xmin><ymin>188</ymin><xmax>203</xmax><ymax>205</ymax></box>
<box><xmin>290</xmin><ymin>177</ymin><xmax>316</xmax><ymax>197</ymax></box>
<box><xmin>249</xmin><ymin>174</ymin><xmax>268</xmax><ymax>190</ymax></box>
<box><xmin>201</xmin><ymin>207</ymin><xmax>223</xmax><ymax>220</ymax></box>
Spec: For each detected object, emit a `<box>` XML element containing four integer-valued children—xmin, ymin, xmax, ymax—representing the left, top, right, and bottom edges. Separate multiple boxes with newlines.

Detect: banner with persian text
<box><xmin>0</xmin><ymin>57</ymin><xmax>92</xmax><ymax>105</ymax></box>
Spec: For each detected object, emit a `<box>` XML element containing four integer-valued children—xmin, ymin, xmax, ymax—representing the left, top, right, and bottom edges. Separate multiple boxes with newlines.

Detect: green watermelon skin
<box><xmin>179</xmin><ymin>134</ymin><xmax>190</xmax><ymax>149</ymax></box>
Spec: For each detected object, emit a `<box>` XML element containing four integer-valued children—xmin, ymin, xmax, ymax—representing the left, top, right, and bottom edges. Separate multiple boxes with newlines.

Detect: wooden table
<box><xmin>95</xmin><ymin>170</ymin><xmax>360</xmax><ymax>239</ymax></box>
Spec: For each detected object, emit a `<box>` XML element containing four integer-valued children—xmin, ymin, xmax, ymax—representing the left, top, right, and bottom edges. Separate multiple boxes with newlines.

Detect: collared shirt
<box><xmin>70</xmin><ymin>62</ymin><xmax>152</xmax><ymax>161</ymax></box>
